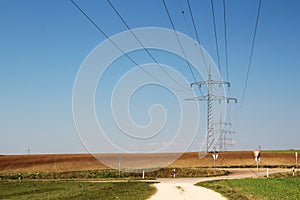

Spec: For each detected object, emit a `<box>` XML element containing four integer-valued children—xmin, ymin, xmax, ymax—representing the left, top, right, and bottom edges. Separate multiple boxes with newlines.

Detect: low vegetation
<box><xmin>263</xmin><ymin>149</ymin><xmax>299</xmax><ymax>153</ymax></box>
<box><xmin>196</xmin><ymin>175</ymin><xmax>300</xmax><ymax>200</ymax></box>
<box><xmin>212</xmin><ymin>164</ymin><xmax>294</xmax><ymax>168</ymax></box>
<box><xmin>268</xmin><ymin>171</ymin><xmax>300</xmax><ymax>178</ymax></box>
<box><xmin>0</xmin><ymin>168</ymin><xmax>229</xmax><ymax>180</ymax></box>
<box><xmin>0</xmin><ymin>181</ymin><xmax>156</xmax><ymax>200</ymax></box>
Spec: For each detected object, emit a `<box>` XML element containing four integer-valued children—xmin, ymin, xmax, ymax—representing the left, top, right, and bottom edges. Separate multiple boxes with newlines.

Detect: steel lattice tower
<box><xmin>186</xmin><ymin>69</ymin><xmax>237</xmax><ymax>153</ymax></box>
<box><xmin>215</xmin><ymin>122</ymin><xmax>235</xmax><ymax>151</ymax></box>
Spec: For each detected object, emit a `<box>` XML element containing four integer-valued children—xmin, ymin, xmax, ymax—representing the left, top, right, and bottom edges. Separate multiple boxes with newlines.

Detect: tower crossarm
<box><xmin>219</xmin><ymin>130</ymin><xmax>235</xmax><ymax>134</ymax></box>
<box><xmin>185</xmin><ymin>95</ymin><xmax>237</xmax><ymax>103</ymax></box>
<box><xmin>185</xmin><ymin>95</ymin><xmax>208</xmax><ymax>101</ymax></box>
<box><xmin>211</xmin><ymin>96</ymin><xmax>237</xmax><ymax>103</ymax></box>
<box><xmin>191</xmin><ymin>80</ymin><xmax>231</xmax><ymax>88</ymax></box>
<box><xmin>186</xmin><ymin>68</ymin><xmax>237</xmax><ymax>153</ymax></box>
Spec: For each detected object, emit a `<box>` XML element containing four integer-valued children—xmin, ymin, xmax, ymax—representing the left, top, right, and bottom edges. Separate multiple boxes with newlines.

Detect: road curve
<box><xmin>149</xmin><ymin>168</ymin><xmax>290</xmax><ymax>200</ymax></box>
<box><xmin>149</xmin><ymin>180</ymin><xmax>225</xmax><ymax>200</ymax></box>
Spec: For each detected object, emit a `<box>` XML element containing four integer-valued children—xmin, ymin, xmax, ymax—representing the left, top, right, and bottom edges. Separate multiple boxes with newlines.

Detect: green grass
<box><xmin>263</xmin><ymin>149</ymin><xmax>299</xmax><ymax>153</ymax></box>
<box><xmin>209</xmin><ymin>165</ymin><xmax>294</xmax><ymax>169</ymax></box>
<box><xmin>0</xmin><ymin>168</ymin><xmax>229</xmax><ymax>180</ymax></box>
<box><xmin>0</xmin><ymin>181</ymin><xmax>156</xmax><ymax>200</ymax></box>
<box><xmin>268</xmin><ymin>171</ymin><xmax>300</xmax><ymax>178</ymax></box>
<box><xmin>196</xmin><ymin>177</ymin><xmax>300</xmax><ymax>200</ymax></box>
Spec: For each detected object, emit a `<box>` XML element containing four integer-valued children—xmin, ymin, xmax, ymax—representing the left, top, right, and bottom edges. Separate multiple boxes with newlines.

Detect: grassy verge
<box><xmin>0</xmin><ymin>168</ymin><xmax>229</xmax><ymax>180</ymax></box>
<box><xmin>268</xmin><ymin>171</ymin><xmax>300</xmax><ymax>178</ymax></box>
<box><xmin>263</xmin><ymin>149</ymin><xmax>299</xmax><ymax>153</ymax></box>
<box><xmin>196</xmin><ymin>177</ymin><xmax>300</xmax><ymax>200</ymax></box>
<box><xmin>211</xmin><ymin>165</ymin><xmax>294</xmax><ymax>168</ymax></box>
<box><xmin>0</xmin><ymin>181</ymin><xmax>156</xmax><ymax>200</ymax></box>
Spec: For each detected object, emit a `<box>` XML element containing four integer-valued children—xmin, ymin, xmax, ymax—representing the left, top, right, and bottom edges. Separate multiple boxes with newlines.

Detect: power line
<box><xmin>186</xmin><ymin>0</ymin><xmax>209</xmax><ymax>73</ymax></box>
<box><xmin>240</xmin><ymin>0</ymin><xmax>262</xmax><ymax>104</ymax></box>
<box><xmin>70</xmin><ymin>0</ymin><xmax>185</xmax><ymax>92</ymax></box>
<box><xmin>186</xmin><ymin>69</ymin><xmax>237</xmax><ymax>153</ymax></box>
<box><xmin>176</xmin><ymin>0</ymin><xmax>194</xmax><ymax>38</ymax></box>
<box><xmin>106</xmin><ymin>0</ymin><xmax>190</xmax><ymax>91</ymax></box>
<box><xmin>210</xmin><ymin>0</ymin><xmax>222</xmax><ymax>75</ymax></box>
<box><xmin>177</xmin><ymin>0</ymin><xmax>209</xmax><ymax>130</ymax></box>
<box><xmin>162</xmin><ymin>0</ymin><xmax>205</xmax><ymax>97</ymax></box>
<box><xmin>161</xmin><ymin>0</ymin><xmax>197</xmax><ymax>82</ymax></box>
<box><xmin>223</xmin><ymin>0</ymin><xmax>229</xmax><ymax>82</ymax></box>
<box><xmin>170</xmin><ymin>0</ymin><xmax>237</xmax><ymax>153</ymax></box>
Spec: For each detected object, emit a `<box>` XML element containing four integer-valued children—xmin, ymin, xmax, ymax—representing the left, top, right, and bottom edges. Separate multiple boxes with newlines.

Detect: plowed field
<box><xmin>0</xmin><ymin>151</ymin><xmax>296</xmax><ymax>173</ymax></box>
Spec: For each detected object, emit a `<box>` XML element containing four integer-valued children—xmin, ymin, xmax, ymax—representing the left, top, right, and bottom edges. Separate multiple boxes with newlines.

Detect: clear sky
<box><xmin>0</xmin><ymin>0</ymin><xmax>299</xmax><ymax>154</ymax></box>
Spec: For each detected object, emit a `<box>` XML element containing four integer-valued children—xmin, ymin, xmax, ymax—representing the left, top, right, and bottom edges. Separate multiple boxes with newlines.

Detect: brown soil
<box><xmin>0</xmin><ymin>151</ymin><xmax>296</xmax><ymax>173</ymax></box>
<box><xmin>171</xmin><ymin>151</ymin><xmax>295</xmax><ymax>167</ymax></box>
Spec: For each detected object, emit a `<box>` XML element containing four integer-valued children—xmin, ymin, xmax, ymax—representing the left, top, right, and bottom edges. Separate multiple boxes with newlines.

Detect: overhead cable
<box><xmin>106</xmin><ymin>0</ymin><xmax>191</xmax><ymax>91</ymax></box>
<box><xmin>240</xmin><ymin>0</ymin><xmax>262</xmax><ymax>105</ymax></box>
<box><xmin>70</xmin><ymin>0</ymin><xmax>187</xmax><ymax>92</ymax></box>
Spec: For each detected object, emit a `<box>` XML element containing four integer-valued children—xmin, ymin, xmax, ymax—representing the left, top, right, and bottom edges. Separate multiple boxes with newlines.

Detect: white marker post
<box><xmin>296</xmin><ymin>152</ymin><xmax>298</xmax><ymax>173</ymax></box>
<box><xmin>142</xmin><ymin>170</ymin><xmax>145</xmax><ymax>179</ymax></box>
<box><xmin>118</xmin><ymin>155</ymin><xmax>121</xmax><ymax>178</ymax></box>
<box><xmin>253</xmin><ymin>150</ymin><xmax>261</xmax><ymax>176</ymax></box>
<box><xmin>212</xmin><ymin>153</ymin><xmax>218</xmax><ymax>174</ymax></box>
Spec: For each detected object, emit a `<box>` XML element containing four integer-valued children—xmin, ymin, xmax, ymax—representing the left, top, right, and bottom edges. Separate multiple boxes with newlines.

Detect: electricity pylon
<box><xmin>186</xmin><ymin>69</ymin><xmax>237</xmax><ymax>153</ymax></box>
<box><xmin>215</xmin><ymin>122</ymin><xmax>235</xmax><ymax>151</ymax></box>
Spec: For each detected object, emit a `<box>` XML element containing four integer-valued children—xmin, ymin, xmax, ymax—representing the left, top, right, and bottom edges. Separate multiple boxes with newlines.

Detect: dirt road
<box><xmin>150</xmin><ymin>180</ymin><xmax>225</xmax><ymax>200</ymax></box>
<box><xmin>149</xmin><ymin>168</ymin><xmax>290</xmax><ymax>200</ymax></box>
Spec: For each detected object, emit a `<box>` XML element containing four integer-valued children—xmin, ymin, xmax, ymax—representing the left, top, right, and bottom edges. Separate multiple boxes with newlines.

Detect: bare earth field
<box><xmin>0</xmin><ymin>151</ymin><xmax>296</xmax><ymax>173</ymax></box>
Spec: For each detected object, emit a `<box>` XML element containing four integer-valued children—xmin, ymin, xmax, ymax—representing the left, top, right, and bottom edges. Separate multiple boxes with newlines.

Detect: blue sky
<box><xmin>0</xmin><ymin>0</ymin><xmax>299</xmax><ymax>154</ymax></box>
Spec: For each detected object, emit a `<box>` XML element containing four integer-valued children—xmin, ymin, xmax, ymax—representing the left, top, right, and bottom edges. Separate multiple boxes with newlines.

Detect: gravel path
<box><xmin>150</xmin><ymin>180</ymin><xmax>225</xmax><ymax>200</ymax></box>
<box><xmin>149</xmin><ymin>168</ymin><xmax>290</xmax><ymax>200</ymax></box>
